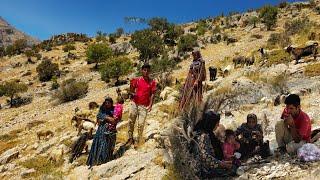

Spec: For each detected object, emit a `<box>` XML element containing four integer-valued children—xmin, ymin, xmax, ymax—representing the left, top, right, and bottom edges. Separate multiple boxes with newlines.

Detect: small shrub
<box><xmin>259</xmin><ymin>5</ymin><xmax>278</xmax><ymax>30</ymax></box>
<box><xmin>284</xmin><ymin>18</ymin><xmax>311</xmax><ymax>36</ymax></box>
<box><xmin>267</xmin><ymin>33</ymin><xmax>291</xmax><ymax>48</ymax></box>
<box><xmin>24</xmin><ymin>49</ymin><xmax>35</xmax><ymax>58</ymax></box>
<box><xmin>151</xmin><ymin>54</ymin><xmax>178</xmax><ymax>73</ymax></box>
<box><xmin>36</xmin><ymin>59</ymin><xmax>60</xmax><ymax>82</ymax></box>
<box><xmin>0</xmin><ymin>80</ymin><xmax>28</xmax><ymax>107</ymax></box>
<box><xmin>248</xmin><ymin>16</ymin><xmax>260</xmax><ymax>28</ymax></box>
<box><xmin>96</xmin><ymin>31</ymin><xmax>107</xmax><ymax>42</ymax></box>
<box><xmin>304</xmin><ymin>63</ymin><xmax>320</xmax><ymax>77</ymax></box>
<box><xmin>109</xmin><ymin>33</ymin><xmax>117</xmax><ymax>44</ymax></box>
<box><xmin>54</xmin><ymin>79</ymin><xmax>88</xmax><ymax>103</ymax></box>
<box><xmin>51</xmin><ymin>76</ymin><xmax>59</xmax><ymax>90</ymax></box>
<box><xmin>212</xmin><ymin>26</ymin><xmax>221</xmax><ymax>34</ymax></box>
<box><xmin>35</xmin><ymin>53</ymin><xmax>42</xmax><ymax>60</ymax></box>
<box><xmin>196</xmin><ymin>21</ymin><xmax>207</xmax><ymax>36</ymax></box>
<box><xmin>177</xmin><ymin>34</ymin><xmax>198</xmax><ymax>53</ymax></box>
<box><xmin>19</xmin><ymin>156</ymin><xmax>63</xmax><ymax>178</ymax></box>
<box><xmin>63</xmin><ymin>43</ymin><xmax>76</xmax><ymax>52</ymax></box>
<box><xmin>0</xmin><ymin>46</ymin><xmax>5</xmax><ymax>57</ymax></box>
<box><xmin>278</xmin><ymin>1</ymin><xmax>288</xmax><ymax>8</ymax></box>
<box><xmin>99</xmin><ymin>56</ymin><xmax>133</xmax><ymax>82</ymax></box>
<box><xmin>265</xmin><ymin>49</ymin><xmax>291</xmax><ymax>66</ymax></box>
<box><xmin>315</xmin><ymin>6</ymin><xmax>320</xmax><ymax>14</ymax></box>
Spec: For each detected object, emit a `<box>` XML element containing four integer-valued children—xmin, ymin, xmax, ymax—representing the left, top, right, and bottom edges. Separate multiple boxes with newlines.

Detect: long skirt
<box><xmin>86</xmin><ymin>125</ymin><xmax>116</xmax><ymax>167</ymax></box>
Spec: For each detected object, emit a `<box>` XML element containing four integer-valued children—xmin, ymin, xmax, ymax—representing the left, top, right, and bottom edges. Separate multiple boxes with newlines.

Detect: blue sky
<box><xmin>0</xmin><ymin>0</ymin><xmax>302</xmax><ymax>40</ymax></box>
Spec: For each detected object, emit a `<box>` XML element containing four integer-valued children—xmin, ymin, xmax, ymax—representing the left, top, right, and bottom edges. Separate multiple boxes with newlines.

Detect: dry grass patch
<box><xmin>19</xmin><ymin>156</ymin><xmax>64</xmax><ymax>179</ymax></box>
<box><xmin>304</xmin><ymin>63</ymin><xmax>320</xmax><ymax>77</ymax></box>
<box><xmin>0</xmin><ymin>140</ymin><xmax>19</xmax><ymax>154</ymax></box>
<box><xmin>265</xmin><ymin>50</ymin><xmax>291</xmax><ymax>66</ymax></box>
<box><xmin>152</xmin><ymin>153</ymin><xmax>164</xmax><ymax>167</ymax></box>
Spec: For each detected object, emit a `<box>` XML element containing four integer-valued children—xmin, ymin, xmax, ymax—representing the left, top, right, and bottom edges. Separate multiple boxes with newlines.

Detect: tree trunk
<box><xmin>10</xmin><ymin>95</ymin><xmax>13</xmax><ymax>108</ymax></box>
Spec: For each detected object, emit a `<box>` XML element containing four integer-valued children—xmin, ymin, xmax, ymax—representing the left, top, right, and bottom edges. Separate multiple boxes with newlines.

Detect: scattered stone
<box><xmin>0</xmin><ymin>148</ymin><xmax>19</xmax><ymax>165</ymax></box>
<box><xmin>20</xmin><ymin>168</ymin><xmax>36</xmax><ymax>178</ymax></box>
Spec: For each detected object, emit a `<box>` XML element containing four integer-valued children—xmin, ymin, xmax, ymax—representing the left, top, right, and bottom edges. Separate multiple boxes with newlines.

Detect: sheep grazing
<box><xmin>218</xmin><ymin>65</ymin><xmax>232</xmax><ymax>77</ymax></box>
<box><xmin>286</xmin><ymin>42</ymin><xmax>318</xmax><ymax>64</ymax></box>
<box><xmin>48</xmin><ymin>147</ymin><xmax>64</xmax><ymax>162</ymax></box>
<box><xmin>233</xmin><ymin>56</ymin><xmax>254</xmax><ymax>68</ymax></box>
<box><xmin>71</xmin><ymin>116</ymin><xmax>95</xmax><ymax>135</ymax></box>
<box><xmin>36</xmin><ymin>130</ymin><xmax>54</xmax><ymax>140</ymax></box>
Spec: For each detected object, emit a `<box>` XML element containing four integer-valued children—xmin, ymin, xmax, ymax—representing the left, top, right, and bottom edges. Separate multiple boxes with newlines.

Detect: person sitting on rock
<box><xmin>275</xmin><ymin>94</ymin><xmax>311</xmax><ymax>154</ymax></box>
<box><xmin>236</xmin><ymin>113</ymin><xmax>270</xmax><ymax>159</ymax></box>
<box><xmin>222</xmin><ymin>129</ymin><xmax>241</xmax><ymax>167</ymax></box>
<box><xmin>194</xmin><ymin>111</ymin><xmax>238</xmax><ymax>178</ymax></box>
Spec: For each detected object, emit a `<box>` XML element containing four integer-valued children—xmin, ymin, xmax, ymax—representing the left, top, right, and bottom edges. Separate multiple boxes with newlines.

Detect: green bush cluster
<box><xmin>36</xmin><ymin>59</ymin><xmax>60</xmax><ymax>82</ymax></box>
<box><xmin>54</xmin><ymin>79</ymin><xmax>88</xmax><ymax>103</ymax></box>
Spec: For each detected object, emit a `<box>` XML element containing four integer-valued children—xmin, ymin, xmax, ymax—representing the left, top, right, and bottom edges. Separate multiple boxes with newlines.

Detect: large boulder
<box><xmin>110</xmin><ymin>42</ymin><xmax>134</xmax><ymax>54</ymax></box>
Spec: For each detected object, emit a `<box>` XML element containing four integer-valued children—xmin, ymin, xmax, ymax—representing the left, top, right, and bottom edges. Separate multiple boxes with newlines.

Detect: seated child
<box><xmin>236</xmin><ymin>113</ymin><xmax>270</xmax><ymax>159</ymax></box>
<box><xmin>223</xmin><ymin>129</ymin><xmax>241</xmax><ymax>166</ymax></box>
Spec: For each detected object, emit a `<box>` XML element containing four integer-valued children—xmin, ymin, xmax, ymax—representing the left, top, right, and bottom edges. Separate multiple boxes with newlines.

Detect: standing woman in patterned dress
<box><xmin>179</xmin><ymin>50</ymin><xmax>206</xmax><ymax>112</ymax></box>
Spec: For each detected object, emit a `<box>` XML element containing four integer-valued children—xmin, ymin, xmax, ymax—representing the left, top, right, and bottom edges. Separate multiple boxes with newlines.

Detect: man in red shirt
<box><xmin>126</xmin><ymin>64</ymin><xmax>157</xmax><ymax>146</ymax></box>
<box><xmin>275</xmin><ymin>94</ymin><xmax>311</xmax><ymax>154</ymax></box>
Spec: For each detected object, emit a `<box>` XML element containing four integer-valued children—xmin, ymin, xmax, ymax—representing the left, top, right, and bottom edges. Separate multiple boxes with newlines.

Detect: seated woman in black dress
<box><xmin>194</xmin><ymin>110</ymin><xmax>238</xmax><ymax>178</ymax></box>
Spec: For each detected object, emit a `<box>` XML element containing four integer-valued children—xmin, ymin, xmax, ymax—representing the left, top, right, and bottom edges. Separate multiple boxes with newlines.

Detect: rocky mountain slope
<box><xmin>0</xmin><ymin>16</ymin><xmax>40</xmax><ymax>47</ymax></box>
<box><xmin>1</xmin><ymin>1</ymin><xmax>320</xmax><ymax>179</ymax></box>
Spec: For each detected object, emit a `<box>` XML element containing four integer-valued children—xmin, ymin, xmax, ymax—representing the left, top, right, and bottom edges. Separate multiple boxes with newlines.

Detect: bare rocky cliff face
<box><xmin>0</xmin><ymin>16</ymin><xmax>40</xmax><ymax>47</ymax></box>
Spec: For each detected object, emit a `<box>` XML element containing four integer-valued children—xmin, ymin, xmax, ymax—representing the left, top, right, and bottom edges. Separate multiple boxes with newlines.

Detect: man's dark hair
<box><xmin>225</xmin><ymin>129</ymin><xmax>235</xmax><ymax>138</ymax></box>
<box><xmin>141</xmin><ymin>63</ymin><xmax>151</xmax><ymax>70</ymax></box>
<box><xmin>285</xmin><ymin>94</ymin><xmax>300</xmax><ymax>107</ymax></box>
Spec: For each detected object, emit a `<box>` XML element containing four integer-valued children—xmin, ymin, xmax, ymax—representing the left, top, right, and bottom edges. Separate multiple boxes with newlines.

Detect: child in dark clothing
<box><xmin>236</xmin><ymin>113</ymin><xmax>270</xmax><ymax>159</ymax></box>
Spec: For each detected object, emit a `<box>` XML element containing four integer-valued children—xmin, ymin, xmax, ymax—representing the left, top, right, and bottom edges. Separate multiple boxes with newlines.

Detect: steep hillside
<box><xmin>0</xmin><ymin>1</ymin><xmax>320</xmax><ymax>180</ymax></box>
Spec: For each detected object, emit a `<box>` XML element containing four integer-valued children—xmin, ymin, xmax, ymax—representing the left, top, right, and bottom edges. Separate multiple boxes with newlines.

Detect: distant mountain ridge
<box><xmin>0</xmin><ymin>16</ymin><xmax>40</xmax><ymax>47</ymax></box>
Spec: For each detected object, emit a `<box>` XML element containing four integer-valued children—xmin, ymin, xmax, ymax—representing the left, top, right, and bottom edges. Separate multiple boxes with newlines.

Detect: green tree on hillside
<box><xmin>116</xmin><ymin>28</ymin><xmax>124</xmax><ymax>37</ymax></box>
<box><xmin>164</xmin><ymin>24</ymin><xmax>184</xmax><ymax>46</ymax></box>
<box><xmin>148</xmin><ymin>17</ymin><xmax>170</xmax><ymax>35</ymax></box>
<box><xmin>259</xmin><ymin>5</ymin><xmax>278</xmax><ymax>30</ymax></box>
<box><xmin>99</xmin><ymin>56</ymin><xmax>133</xmax><ymax>82</ymax></box>
<box><xmin>0</xmin><ymin>46</ymin><xmax>6</xmax><ymax>57</ymax></box>
<box><xmin>86</xmin><ymin>43</ymin><xmax>113</xmax><ymax>69</ymax></box>
<box><xmin>130</xmin><ymin>29</ymin><xmax>164</xmax><ymax>62</ymax></box>
<box><xmin>0</xmin><ymin>80</ymin><xmax>28</xmax><ymax>107</ymax></box>
<box><xmin>196</xmin><ymin>21</ymin><xmax>208</xmax><ymax>36</ymax></box>
<box><xmin>248</xmin><ymin>16</ymin><xmax>260</xmax><ymax>28</ymax></box>
<box><xmin>177</xmin><ymin>34</ymin><xmax>198</xmax><ymax>53</ymax></box>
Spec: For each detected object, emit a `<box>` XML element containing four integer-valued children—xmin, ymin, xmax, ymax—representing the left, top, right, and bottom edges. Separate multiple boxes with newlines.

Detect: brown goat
<box><xmin>286</xmin><ymin>42</ymin><xmax>318</xmax><ymax>63</ymax></box>
<box><xmin>37</xmin><ymin>130</ymin><xmax>54</xmax><ymax>140</ymax></box>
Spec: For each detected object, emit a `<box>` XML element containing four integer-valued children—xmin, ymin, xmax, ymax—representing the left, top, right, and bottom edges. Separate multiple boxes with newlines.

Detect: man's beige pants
<box><xmin>275</xmin><ymin>120</ymin><xmax>305</xmax><ymax>154</ymax></box>
<box><xmin>128</xmin><ymin>102</ymin><xmax>148</xmax><ymax>143</ymax></box>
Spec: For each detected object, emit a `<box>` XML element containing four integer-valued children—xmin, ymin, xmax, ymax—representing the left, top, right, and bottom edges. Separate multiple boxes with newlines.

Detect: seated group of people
<box><xmin>194</xmin><ymin>94</ymin><xmax>318</xmax><ymax>178</ymax></box>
